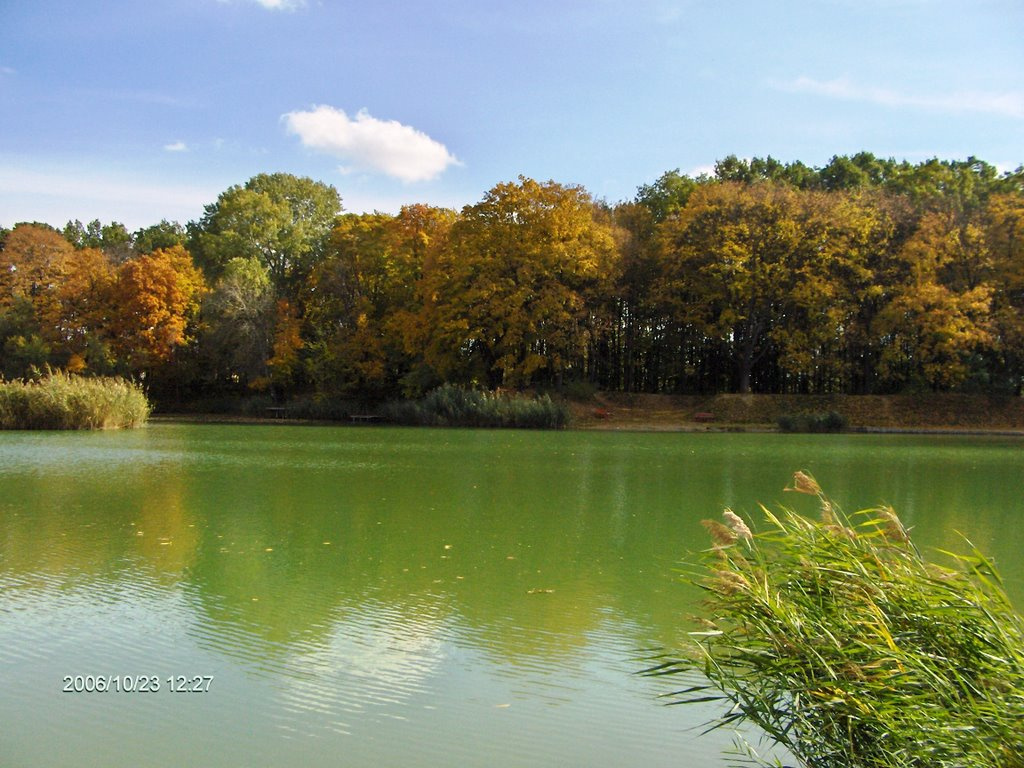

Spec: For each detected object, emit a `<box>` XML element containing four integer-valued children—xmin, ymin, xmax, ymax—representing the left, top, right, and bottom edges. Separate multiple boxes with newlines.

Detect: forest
<box><xmin>1</xmin><ymin>152</ymin><xmax>1022</xmax><ymax>407</ymax></box>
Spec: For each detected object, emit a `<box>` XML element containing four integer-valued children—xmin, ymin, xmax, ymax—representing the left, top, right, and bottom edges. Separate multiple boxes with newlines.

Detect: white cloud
<box><xmin>252</xmin><ymin>0</ymin><xmax>305</xmax><ymax>9</ymax></box>
<box><xmin>223</xmin><ymin>0</ymin><xmax>306</xmax><ymax>10</ymax></box>
<box><xmin>216</xmin><ymin>0</ymin><xmax>305</xmax><ymax>10</ymax></box>
<box><xmin>779</xmin><ymin>76</ymin><xmax>1024</xmax><ymax>120</ymax></box>
<box><xmin>164</xmin><ymin>141</ymin><xmax>188</xmax><ymax>152</ymax></box>
<box><xmin>283</xmin><ymin>105</ymin><xmax>460</xmax><ymax>183</ymax></box>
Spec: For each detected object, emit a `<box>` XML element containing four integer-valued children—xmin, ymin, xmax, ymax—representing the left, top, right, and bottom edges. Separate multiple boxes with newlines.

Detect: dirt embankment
<box><xmin>570</xmin><ymin>392</ymin><xmax>1024</xmax><ymax>434</ymax></box>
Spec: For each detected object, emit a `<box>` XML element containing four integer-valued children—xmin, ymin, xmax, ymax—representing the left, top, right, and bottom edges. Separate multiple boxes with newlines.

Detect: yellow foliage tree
<box><xmin>874</xmin><ymin>211</ymin><xmax>995</xmax><ymax>389</ymax></box>
<box><xmin>985</xmin><ymin>194</ymin><xmax>1024</xmax><ymax>390</ymax></box>
<box><xmin>106</xmin><ymin>245</ymin><xmax>206</xmax><ymax>373</ymax></box>
<box><xmin>265</xmin><ymin>299</ymin><xmax>304</xmax><ymax>392</ymax></box>
<box><xmin>416</xmin><ymin>177</ymin><xmax>618</xmax><ymax>389</ymax></box>
<box><xmin>656</xmin><ymin>183</ymin><xmax>878</xmax><ymax>393</ymax></box>
<box><xmin>303</xmin><ymin>205</ymin><xmax>456</xmax><ymax>398</ymax></box>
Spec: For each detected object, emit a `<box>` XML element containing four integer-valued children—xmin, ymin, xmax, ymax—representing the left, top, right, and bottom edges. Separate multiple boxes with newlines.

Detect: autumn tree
<box><xmin>1</xmin><ymin>224</ymin><xmax>73</xmax><ymax>312</ymax></box>
<box><xmin>416</xmin><ymin>178</ymin><xmax>617</xmax><ymax>389</ymax></box>
<box><xmin>655</xmin><ymin>183</ymin><xmax>878</xmax><ymax>393</ymax></box>
<box><xmin>190</xmin><ymin>173</ymin><xmax>342</xmax><ymax>294</ymax></box>
<box><xmin>104</xmin><ymin>245</ymin><xmax>206</xmax><ymax>375</ymax></box>
<box><xmin>50</xmin><ymin>246</ymin><xmax>116</xmax><ymax>372</ymax></box>
<box><xmin>0</xmin><ymin>224</ymin><xmax>73</xmax><ymax>376</ymax></box>
<box><xmin>602</xmin><ymin>200</ymin><xmax>671</xmax><ymax>391</ymax></box>
<box><xmin>304</xmin><ymin>205</ymin><xmax>456</xmax><ymax>399</ymax></box>
<box><xmin>983</xmin><ymin>193</ymin><xmax>1024</xmax><ymax>391</ymax></box>
<box><xmin>873</xmin><ymin>211</ymin><xmax>995</xmax><ymax>389</ymax></box>
<box><xmin>264</xmin><ymin>299</ymin><xmax>304</xmax><ymax>394</ymax></box>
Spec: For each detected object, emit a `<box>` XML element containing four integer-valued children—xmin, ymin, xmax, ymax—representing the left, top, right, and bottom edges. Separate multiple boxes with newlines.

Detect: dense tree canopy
<box><xmin>189</xmin><ymin>173</ymin><xmax>342</xmax><ymax>294</ymax></box>
<box><xmin>415</xmin><ymin>178</ymin><xmax>618</xmax><ymax>389</ymax></box>
<box><xmin>2</xmin><ymin>156</ymin><xmax>1023</xmax><ymax>402</ymax></box>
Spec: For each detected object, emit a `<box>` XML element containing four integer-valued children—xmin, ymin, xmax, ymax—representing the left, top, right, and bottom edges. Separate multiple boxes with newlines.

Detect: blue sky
<box><xmin>1</xmin><ymin>0</ymin><xmax>1021</xmax><ymax>230</ymax></box>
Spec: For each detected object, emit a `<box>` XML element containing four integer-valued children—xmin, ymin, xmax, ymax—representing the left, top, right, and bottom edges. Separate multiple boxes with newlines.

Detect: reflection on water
<box><xmin>1</xmin><ymin>425</ymin><xmax>1021</xmax><ymax>766</ymax></box>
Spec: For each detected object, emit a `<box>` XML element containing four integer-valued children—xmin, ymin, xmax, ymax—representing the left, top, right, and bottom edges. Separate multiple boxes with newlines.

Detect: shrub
<box><xmin>0</xmin><ymin>371</ymin><xmax>150</xmax><ymax>429</ymax></box>
<box><xmin>562</xmin><ymin>379</ymin><xmax>598</xmax><ymax>402</ymax></box>
<box><xmin>777</xmin><ymin>410</ymin><xmax>847</xmax><ymax>433</ymax></box>
<box><xmin>382</xmin><ymin>383</ymin><xmax>569</xmax><ymax>429</ymax></box>
<box><xmin>643</xmin><ymin>472</ymin><xmax>1024</xmax><ymax>767</ymax></box>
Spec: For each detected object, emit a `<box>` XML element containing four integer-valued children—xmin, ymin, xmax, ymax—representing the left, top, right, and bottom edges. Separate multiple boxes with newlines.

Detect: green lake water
<box><xmin>1</xmin><ymin>424</ymin><xmax>1022</xmax><ymax>767</ymax></box>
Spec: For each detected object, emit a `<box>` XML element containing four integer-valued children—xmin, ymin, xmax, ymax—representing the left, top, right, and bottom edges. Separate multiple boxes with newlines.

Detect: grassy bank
<box><xmin>571</xmin><ymin>392</ymin><xmax>1024</xmax><ymax>432</ymax></box>
<box><xmin>643</xmin><ymin>472</ymin><xmax>1024</xmax><ymax>766</ymax></box>
<box><xmin>0</xmin><ymin>373</ymin><xmax>150</xmax><ymax>430</ymax></box>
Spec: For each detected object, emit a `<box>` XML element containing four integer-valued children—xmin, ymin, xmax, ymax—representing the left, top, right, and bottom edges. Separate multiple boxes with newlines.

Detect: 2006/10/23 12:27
<box><xmin>62</xmin><ymin>675</ymin><xmax>213</xmax><ymax>693</ymax></box>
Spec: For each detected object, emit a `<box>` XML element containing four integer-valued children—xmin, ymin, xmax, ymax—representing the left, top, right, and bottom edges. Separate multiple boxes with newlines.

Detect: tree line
<box><xmin>2</xmin><ymin>154</ymin><xmax>1022</xmax><ymax>404</ymax></box>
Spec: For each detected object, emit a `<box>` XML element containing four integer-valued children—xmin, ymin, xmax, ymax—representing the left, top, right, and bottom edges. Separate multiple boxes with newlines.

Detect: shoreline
<box><xmin>149</xmin><ymin>390</ymin><xmax>1024</xmax><ymax>435</ymax></box>
<box><xmin>150</xmin><ymin>413</ymin><xmax>1024</xmax><ymax>437</ymax></box>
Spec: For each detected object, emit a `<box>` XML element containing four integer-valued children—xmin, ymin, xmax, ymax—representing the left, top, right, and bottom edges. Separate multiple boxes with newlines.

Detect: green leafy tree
<box><xmin>713</xmin><ymin>155</ymin><xmax>753</xmax><ymax>184</ymax></box>
<box><xmin>190</xmin><ymin>173</ymin><xmax>342</xmax><ymax>294</ymax></box>
<box><xmin>0</xmin><ymin>296</ymin><xmax>50</xmax><ymax>379</ymax></box>
<box><xmin>634</xmin><ymin>169</ymin><xmax>697</xmax><ymax>222</ymax></box>
<box><xmin>201</xmin><ymin>257</ymin><xmax>275</xmax><ymax>388</ymax></box>
<box><xmin>133</xmin><ymin>220</ymin><xmax>186</xmax><ymax>254</ymax></box>
<box><xmin>63</xmin><ymin>219</ymin><xmax>133</xmax><ymax>262</ymax></box>
<box><xmin>819</xmin><ymin>154</ymin><xmax>870</xmax><ymax>191</ymax></box>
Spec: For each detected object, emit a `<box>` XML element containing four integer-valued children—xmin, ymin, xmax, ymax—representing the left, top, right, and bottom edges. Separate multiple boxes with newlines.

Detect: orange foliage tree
<box><xmin>105</xmin><ymin>245</ymin><xmax>206</xmax><ymax>374</ymax></box>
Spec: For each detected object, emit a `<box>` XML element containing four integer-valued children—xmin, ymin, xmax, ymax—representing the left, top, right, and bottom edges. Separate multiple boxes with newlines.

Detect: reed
<box><xmin>777</xmin><ymin>410</ymin><xmax>847</xmax><ymax>433</ymax></box>
<box><xmin>643</xmin><ymin>471</ymin><xmax>1024</xmax><ymax>767</ymax></box>
<box><xmin>0</xmin><ymin>371</ymin><xmax>150</xmax><ymax>429</ymax></box>
<box><xmin>382</xmin><ymin>384</ymin><xmax>569</xmax><ymax>429</ymax></box>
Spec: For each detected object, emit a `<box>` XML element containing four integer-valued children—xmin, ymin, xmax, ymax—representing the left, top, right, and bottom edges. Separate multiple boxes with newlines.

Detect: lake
<box><xmin>1</xmin><ymin>424</ymin><xmax>1021</xmax><ymax>767</ymax></box>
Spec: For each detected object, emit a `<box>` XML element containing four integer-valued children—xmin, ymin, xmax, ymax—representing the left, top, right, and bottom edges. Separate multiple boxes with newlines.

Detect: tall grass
<box><xmin>643</xmin><ymin>471</ymin><xmax>1024</xmax><ymax>767</ymax></box>
<box><xmin>382</xmin><ymin>383</ymin><xmax>569</xmax><ymax>429</ymax></box>
<box><xmin>777</xmin><ymin>410</ymin><xmax>847</xmax><ymax>433</ymax></box>
<box><xmin>0</xmin><ymin>372</ymin><xmax>150</xmax><ymax>429</ymax></box>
